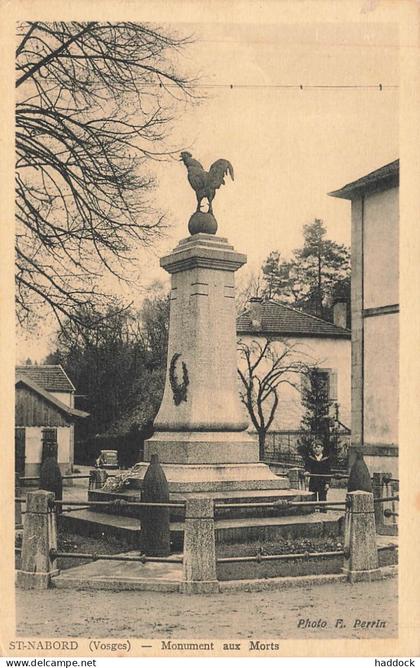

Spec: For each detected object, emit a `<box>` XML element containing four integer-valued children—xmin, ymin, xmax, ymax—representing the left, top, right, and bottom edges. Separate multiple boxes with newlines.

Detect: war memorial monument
<box><xmin>17</xmin><ymin>152</ymin><xmax>394</xmax><ymax>597</ymax></box>
<box><xmin>127</xmin><ymin>152</ymin><xmax>295</xmax><ymax>499</ymax></box>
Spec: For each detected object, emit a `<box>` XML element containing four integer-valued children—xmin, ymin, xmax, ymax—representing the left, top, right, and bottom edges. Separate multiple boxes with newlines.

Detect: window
<box><xmin>41</xmin><ymin>428</ymin><xmax>58</xmax><ymax>461</ymax></box>
<box><xmin>301</xmin><ymin>368</ymin><xmax>338</xmax><ymax>402</ymax></box>
<box><xmin>315</xmin><ymin>370</ymin><xmax>330</xmax><ymax>397</ymax></box>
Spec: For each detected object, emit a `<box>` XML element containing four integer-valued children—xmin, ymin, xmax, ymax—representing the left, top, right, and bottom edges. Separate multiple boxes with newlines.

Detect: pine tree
<box><xmin>262</xmin><ymin>219</ymin><xmax>351</xmax><ymax>321</ymax></box>
<box><xmin>297</xmin><ymin>368</ymin><xmax>341</xmax><ymax>467</ymax></box>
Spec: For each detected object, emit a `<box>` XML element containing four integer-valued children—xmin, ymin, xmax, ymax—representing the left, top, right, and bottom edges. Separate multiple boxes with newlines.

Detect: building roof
<box><xmin>237</xmin><ymin>300</ymin><xmax>351</xmax><ymax>339</ymax></box>
<box><xmin>15</xmin><ymin>374</ymin><xmax>89</xmax><ymax>419</ymax></box>
<box><xmin>328</xmin><ymin>159</ymin><xmax>399</xmax><ymax>200</ymax></box>
<box><xmin>15</xmin><ymin>365</ymin><xmax>75</xmax><ymax>392</ymax></box>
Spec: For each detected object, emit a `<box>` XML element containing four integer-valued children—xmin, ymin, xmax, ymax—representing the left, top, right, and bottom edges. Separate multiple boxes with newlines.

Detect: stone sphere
<box><xmin>188</xmin><ymin>211</ymin><xmax>218</xmax><ymax>235</ymax></box>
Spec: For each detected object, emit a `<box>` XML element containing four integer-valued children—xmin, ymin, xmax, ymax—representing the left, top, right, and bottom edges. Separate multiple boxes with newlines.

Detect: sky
<box><xmin>17</xmin><ymin>19</ymin><xmax>399</xmax><ymax>362</ymax></box>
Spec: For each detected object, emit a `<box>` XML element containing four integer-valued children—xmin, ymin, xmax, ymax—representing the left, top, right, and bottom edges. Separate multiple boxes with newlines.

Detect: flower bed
<box><xmin>217</xmin><ymin>535</ymin><xmax>343</xmax><ymax>557</ymax></box>
<box><xmin>15</xmin><ymin>526</ymin><xmax>132</xmax><ymax>572</ymax></box>
<box><xmin>216</xmin><ymin>535</ymin><xmax>345</xmax><ymax>581</ymax></box>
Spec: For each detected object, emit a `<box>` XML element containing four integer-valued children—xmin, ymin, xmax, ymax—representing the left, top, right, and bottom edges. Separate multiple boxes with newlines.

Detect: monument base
<box><xmin>145</xmin><ymin>431</ymin><xmax>259</xmax><ymax>464</ymax></box>
<box><xmin>137</xmin><ymin>430</ymin><xmax>289</xmax><ymax>494</ymax></box>
<box><xmin>127</xmin><ymin>461</ymin><xmax>289</xmax><ymax>494</ymax></box>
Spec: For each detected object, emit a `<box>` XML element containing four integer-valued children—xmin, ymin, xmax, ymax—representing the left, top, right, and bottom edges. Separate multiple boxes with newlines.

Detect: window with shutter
<box><xmin>329</xmin><ymin>370</ymin><xmax>338</xmax><ymax>401</ymax></box>
<box><xmin>302</xmin><ymin>367</ymin><xmax>338</xmax><ymax>403</ymax></box>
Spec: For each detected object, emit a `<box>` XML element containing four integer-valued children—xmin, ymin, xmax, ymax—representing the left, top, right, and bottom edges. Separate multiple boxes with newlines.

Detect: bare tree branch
<box><xmin>15</xmin><ymin>21</ymin><xmax>196</xmax><ymax>332</ymax></box>
<box><xmin>238</xmin><ymin>337</ymin><xmax>312</xmax><ymax>459</ymax></box>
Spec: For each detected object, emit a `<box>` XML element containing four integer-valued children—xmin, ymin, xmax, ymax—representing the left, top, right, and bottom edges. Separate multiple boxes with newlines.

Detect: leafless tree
<box><xmin>15</xmin><ymin>21</ymin><xmax>195</xmax><ymax>330</ymax></box>
<box><xmin>238</xmin><ymin>337</ymin><xmax>310</xmax><ymax>460</ymax></box>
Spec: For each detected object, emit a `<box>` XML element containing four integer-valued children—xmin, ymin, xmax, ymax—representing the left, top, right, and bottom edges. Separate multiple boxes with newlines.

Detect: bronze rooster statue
<box><xmin>180</xmin><ymin>151</ymin><xmax>234</xmax><ymax>215</ymax></box>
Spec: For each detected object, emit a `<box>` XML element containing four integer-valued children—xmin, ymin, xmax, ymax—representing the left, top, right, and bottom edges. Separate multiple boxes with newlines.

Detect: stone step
<box><xmin>125</xmin><ymin>462</ymin><xmax>292</xmax><ymax>494</ymax></box>
<box><xmin>88</xmin><ymin>486</ymin><xmax>315</xmax><ymax>520</ymax></box>
<box><xmin>61</xmin><ymin>506</ymin><xmax>344</xmax><ymax>549</ymax></box>
<box><xmin>195</xmin><ymin>488</ymin><xmax>316</xmax><ymax>520</ymax></box>
<box><xmin>175</xmin><ymin>511</ymin><xmax>344</xmax><ymax>547</ymax></box>
<box><xmin>172</xmin><ymin>488</ymin><xmax>313</xmax><ymax>500</ymax></box>
<box><xmin>53</xmin><ymin>552</ymin><xmax>183</xmax><ymax>592</ymax></box>
<box><xmin>52</xmin><ymin>541</ymin><xmax>397</xmax><ymax>592</ymax></box>
<box><xmin>89</xmin><ymin>486</ymin><xmax>312</xmax><ymax>500</ymax></box>
<box><xmin>60</xmin><ymin>510</ymin><xmax>141</xmax><ymax>546</ymax></box>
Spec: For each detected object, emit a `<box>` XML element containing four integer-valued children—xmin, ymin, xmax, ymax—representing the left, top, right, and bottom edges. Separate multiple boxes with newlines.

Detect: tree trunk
<box><xmin>258</xmin><ymin>431</ymin><xmax>266</xmax><ymax>461</ymax></box>
<box><xmin>317</xmin><ymin>251</ymin><xmax>323</xmax><ymax>317</ymax></box>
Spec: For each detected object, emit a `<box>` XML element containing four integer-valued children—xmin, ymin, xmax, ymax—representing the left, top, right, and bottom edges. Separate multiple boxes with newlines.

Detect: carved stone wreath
<box><xmin>169</xmin><ymin>353</ymin><xmax>189</xmax><ymax>406</ymax></box>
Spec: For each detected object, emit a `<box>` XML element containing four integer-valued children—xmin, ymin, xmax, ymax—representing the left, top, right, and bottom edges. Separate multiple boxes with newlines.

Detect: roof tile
<box><xmin>329</xmin><ymin>159</ymin><xmax>399</xmax><ymax>199</ymax></box>
<box><xmin>237</xmin><ymin>301</ymin><xmax>351</xmax><ymax>338</ymax></box>
<box><xmin>15</xmin><ymin>365</ymin><xmax>75</xmax><ymax>392</ymax></box>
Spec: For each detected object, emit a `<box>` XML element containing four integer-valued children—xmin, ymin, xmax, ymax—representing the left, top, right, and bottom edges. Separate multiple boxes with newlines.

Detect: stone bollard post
<box><xmin>343</xmin><ymin>490</ymin><xmax>380</xmax><ymax>583</ymax></box>
<box><xmin>16</xmin><ymin>490</ymin><xmax>59</xmax><ymax>590</ymax></box>
<box><xmin>15</xmin><ymin>473</ymin><xmax>22</xmax><ymax>527</ymax></box>
<box><xmin>390</xmin><ymin>480</ymin><xmax>399</xmax><ymax>526</ymax></box>
<box><xmin>141</xmin><ymin>454</ymin><xmax>171</xmax><ymax>557</ymax></box>
<box><xmin>89</xmin><ymin>468</ymin><xmax>108</xmax><ymax>490</ymax></box>
<box><xmin>372</xmin><ymin>472</ymin><xmax>389</xmax><ymax>531</ymax></box>
<box><xmin>181</xmin><ymin>498</ymin><xmax>219</xmax><ymax>594</ymax></box>
<box><xmin>288</xmin><ymin>468</ymin><xmax>300</xmax><ymax>490</ymax></box>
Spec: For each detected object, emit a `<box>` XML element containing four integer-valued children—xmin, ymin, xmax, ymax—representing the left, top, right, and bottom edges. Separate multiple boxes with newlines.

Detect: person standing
<box><xmin>304</xmin><ymin>439</ymin><xmax>331</xmax><ymax>511</ymax></box>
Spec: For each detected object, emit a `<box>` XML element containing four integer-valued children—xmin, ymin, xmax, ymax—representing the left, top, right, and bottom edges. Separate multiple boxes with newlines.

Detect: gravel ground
<box><xmin>16</xmin><ymin>576</ymin><xmax>397</xmax><ymax>639</ymax></box>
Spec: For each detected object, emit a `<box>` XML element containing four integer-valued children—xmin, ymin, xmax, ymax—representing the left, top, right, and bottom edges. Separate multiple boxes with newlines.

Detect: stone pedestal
<box><xmin>16</xmin><ymin>490</ymin><xmax>58</xmax><ymax>590</ymax></box>
<box><xmin>155</xmin><ymin>234</ymin><xmax>248</xmax><ymax>434</ymax></box>
<box><xmin>131</xmin><ymin>232</ymin><xmax>288</xmax><ymax>495</ymax></box>
<box><xmin>181</xmin><ymin>498</ymin><xmax>219</xmax><ymax>593</ymax></box>
<box><xmin>343</xmin><ymin>491</ymin><xmax>381</xmax><ymax>582</ymax></box>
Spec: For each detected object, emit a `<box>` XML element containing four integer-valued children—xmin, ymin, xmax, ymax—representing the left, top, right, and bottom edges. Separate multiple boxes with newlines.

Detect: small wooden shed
<box><xmin>15</xmin><ymin>365</ymin><xmax>89</xmax><ymax>477</ymax></box>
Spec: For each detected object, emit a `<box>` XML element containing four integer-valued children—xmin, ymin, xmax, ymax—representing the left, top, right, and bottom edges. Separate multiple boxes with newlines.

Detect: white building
<box><xmin>329</xmin><ymin>160</ymin><xmax>399</xmax><ymax>475</ymax></box>
<box><xmin>237</xmin><ymin>298</ymin><xmax>351</xmax><ymax>457</ymax></box>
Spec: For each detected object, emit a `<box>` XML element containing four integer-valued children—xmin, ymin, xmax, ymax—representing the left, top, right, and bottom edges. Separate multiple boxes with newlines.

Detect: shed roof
<box><xmin>237</xmin><ymin>300</ymin><xmax>351</xmax><ymax>339</ymax></box>
<box><xmin>15</xmin><ymin>374</ymin><xmax>89</xmax><ymax>419</ymax></box>
<box><xmin>15</xmin><ymin>365</ymin><xmax>75</xmax><ymax>392</ymax></box>
<box><xmin>328</xmin><ymin>159</ymin><xmax>399</xmax><ymax>200</ymax></box>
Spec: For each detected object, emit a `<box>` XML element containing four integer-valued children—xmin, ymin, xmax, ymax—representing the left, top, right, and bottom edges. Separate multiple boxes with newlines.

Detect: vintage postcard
<box><xmin>0</xmin><ymin>0</ymin><xmax>419</xmax><ymax>660</ymax></box>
